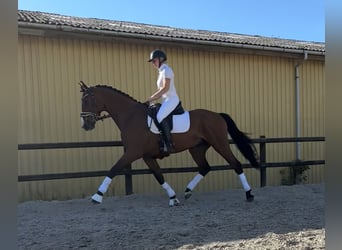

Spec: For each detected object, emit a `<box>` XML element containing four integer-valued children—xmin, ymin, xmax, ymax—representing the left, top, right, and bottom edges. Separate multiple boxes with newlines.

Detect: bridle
<box><xmin>80</xmin><ymin>88</ymin><xmax>111</xmax><ymax>124</ymax></box>
<box><xmin>80</xmin><ymin>111</ymin><xmax>111</xmax><ymax>122</ymax></box>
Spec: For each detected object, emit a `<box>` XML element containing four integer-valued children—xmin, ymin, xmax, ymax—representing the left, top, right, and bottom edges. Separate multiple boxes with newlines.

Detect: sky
<box><xmin>18</xmin><ymin>0</ymin><xmax>325</xmax><ymax>43</ymax></box>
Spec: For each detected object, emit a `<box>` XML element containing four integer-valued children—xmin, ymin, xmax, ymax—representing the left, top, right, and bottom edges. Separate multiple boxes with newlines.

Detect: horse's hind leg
<box><xmin>212</xmin><ymin>141</ymin><xmax>254</xmax><ymax>202</ymax></box>
<box><xmin>185</xmin><ymin>142</ymin><xmax>211</xmax><ymax>199</ymax></box>
<box><xmin>143</xmin><ymin>156</ymin><xmax>179</xmax><ymax>207</ymax></box>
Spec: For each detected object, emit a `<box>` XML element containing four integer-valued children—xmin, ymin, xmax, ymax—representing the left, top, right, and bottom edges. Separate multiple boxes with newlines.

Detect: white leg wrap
<box><xmin>239</xmin><ymin>173</ymin><xmax>251</xmax><ymax>191</ymax></box>
<box><xmin>162</xmin><ymin>182</ymin><xmax>176</xmax><ymax>198</ymax></box>
<box><xmin>91</xmin><ymin>193</ymin><xmax>103</xmax><ymax>203</ymax></box>
<box><xmin>98</xmin><ymin>177</ymin><xmax>112</xmax><ymax>194</ymax></box>
<box><xmin>187</xmin><ymin>174</ymin><xmax>204</xmax><ymax>191</ymax></box>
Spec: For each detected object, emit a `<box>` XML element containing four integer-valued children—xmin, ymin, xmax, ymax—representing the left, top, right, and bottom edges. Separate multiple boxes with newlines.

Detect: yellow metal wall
<box><xmin>18</xmin><ymin>34</ymin><xmax>325</xmax><ymax>201</ymax></box>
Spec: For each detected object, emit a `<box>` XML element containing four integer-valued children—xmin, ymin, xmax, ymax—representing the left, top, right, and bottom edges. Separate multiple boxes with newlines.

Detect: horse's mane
<box><xmin>93</xmin><ymin>84</ymin><xmax>142</xmax><ymax>104</ymax></box>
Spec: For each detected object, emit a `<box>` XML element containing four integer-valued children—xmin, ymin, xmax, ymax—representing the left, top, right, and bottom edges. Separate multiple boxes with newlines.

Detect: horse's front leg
<box><xmin>143</xmin><ymin>156</ymin><xmax>180</xmax><ymax>207</ymax></box>
<box><xmin>91</xmin><ymin>154</ymin><xmax>137</xmax><ymax>204</ymax></box>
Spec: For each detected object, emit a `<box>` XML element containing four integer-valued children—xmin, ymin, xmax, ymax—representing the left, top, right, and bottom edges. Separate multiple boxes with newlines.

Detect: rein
<box><xmin>80</xmin><ymin>84</ymin><xmax>144</xmax><ymax>124</ymax></box>
<box><xmin>80</xmin><ymin>112</ymin><xmax>111</xmax><ymax>122</ymax></box>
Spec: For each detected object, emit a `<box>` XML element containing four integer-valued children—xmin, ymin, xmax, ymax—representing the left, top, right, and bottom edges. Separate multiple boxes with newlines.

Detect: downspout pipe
<box><xmin>295</xmin><ymin>51</ymin><xmax>308</xmax><ymax>161</ymax></box>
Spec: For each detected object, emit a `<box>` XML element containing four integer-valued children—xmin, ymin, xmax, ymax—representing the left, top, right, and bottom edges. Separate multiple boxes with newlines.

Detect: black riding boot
<box><xmin>158</xmin><ymin>119</ymin><xmax>174</xmax><ymax>154</ymax></box>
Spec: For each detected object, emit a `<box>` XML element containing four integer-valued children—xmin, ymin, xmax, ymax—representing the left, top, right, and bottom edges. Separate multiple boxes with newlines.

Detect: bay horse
<box><xmin>79</xmin><ymin>81</ymin><xmax>260</xmax><ymax>206</ymax></box>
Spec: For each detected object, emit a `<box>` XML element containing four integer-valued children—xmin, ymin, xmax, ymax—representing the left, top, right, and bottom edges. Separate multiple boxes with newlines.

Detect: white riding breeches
<box><xmin>157</xmin><ymin>96</ymin><xmax>180</xmax><ymax>123</ymax></box>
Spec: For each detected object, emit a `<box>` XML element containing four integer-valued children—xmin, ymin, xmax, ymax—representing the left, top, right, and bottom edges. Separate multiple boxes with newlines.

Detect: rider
<box><xmin>147</xmin><ymin>49</ymin><xmax>180</xmax><ymax>154</ymax></box>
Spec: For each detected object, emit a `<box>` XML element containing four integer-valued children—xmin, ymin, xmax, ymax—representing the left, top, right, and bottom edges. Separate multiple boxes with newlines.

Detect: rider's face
<box><xmin>151</xmin><ymin>58</ymin><xmax>159</xmax><ymax>68</ymax></box>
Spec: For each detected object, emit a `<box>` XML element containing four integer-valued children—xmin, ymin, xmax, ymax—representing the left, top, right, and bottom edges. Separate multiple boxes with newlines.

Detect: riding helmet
<box><xmin>148</xmin><ymin>50</ymin><xmax>167</xmax><ymax>62</ymax></box>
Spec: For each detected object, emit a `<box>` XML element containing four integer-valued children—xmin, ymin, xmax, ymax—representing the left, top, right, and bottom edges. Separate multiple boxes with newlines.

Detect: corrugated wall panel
<box><xmin>18</xmin><ymin>34</ymin><xmax>325</xmax><ymax>201</ymax></box>
<box><xmin>300</xmin><ymin>60</ymin><xmax>325</xmax><ymax>184</ymax></box>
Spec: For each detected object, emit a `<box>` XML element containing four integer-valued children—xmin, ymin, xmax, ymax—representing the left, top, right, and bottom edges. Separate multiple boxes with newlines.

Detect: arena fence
<box><xmin>18</xmin><ymin>136</ymin><xmax>325</xmax><ymax>195</ymax></box>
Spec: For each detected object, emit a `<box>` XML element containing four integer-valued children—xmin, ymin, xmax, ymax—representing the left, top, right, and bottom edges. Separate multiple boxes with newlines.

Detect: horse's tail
<box><xmin>219</xmin><ymin>113</ymin><xmax>260</xmax><ymax>169</ymax></box>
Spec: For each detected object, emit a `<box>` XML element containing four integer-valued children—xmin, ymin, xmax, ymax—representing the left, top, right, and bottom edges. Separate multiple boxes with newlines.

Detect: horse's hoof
<box><xmin>169</xmin><ymin>197</ymin><xmax>180</xmax><ymax>207</ymax></box>
<box><xmin>91</xmin><ymin>193</ymin><xmax>103</xmax><ymax>204</ymax></box>
<box><xmin>184</xmin><ymin>188</ymin><xmax>192</xmax><ymax>200</ymax></box>
<box><xmin>246</xmin><ymin>190</ymin><xmax>254</xmax><ymax>202</ymax></box>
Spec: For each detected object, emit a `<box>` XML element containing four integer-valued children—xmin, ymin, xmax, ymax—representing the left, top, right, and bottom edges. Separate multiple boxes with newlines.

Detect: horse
<box><xmin>79</xmin><ymin>81</ymin><xmax>260</xmax><ymax>206</ymax></box>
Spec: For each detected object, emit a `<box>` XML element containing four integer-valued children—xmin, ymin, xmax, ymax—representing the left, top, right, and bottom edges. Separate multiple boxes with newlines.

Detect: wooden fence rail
<box><xmin>18</xmin><ymin>136</ymin><xmax>325</xmax><ymax>194</ymax></box>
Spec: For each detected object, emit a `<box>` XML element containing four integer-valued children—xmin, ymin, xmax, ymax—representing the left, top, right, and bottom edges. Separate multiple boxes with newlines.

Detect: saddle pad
<box><xmin>147</xmin><ymin>111</ymin><xmax>190</xmax><ymax>134</ymax></box>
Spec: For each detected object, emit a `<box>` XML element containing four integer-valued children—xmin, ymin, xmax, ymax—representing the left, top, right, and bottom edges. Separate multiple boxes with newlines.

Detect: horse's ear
<box><xmin>79</xmin><ymin>80</ymin><xmax>89</xmax><ymax>92</ymax></box>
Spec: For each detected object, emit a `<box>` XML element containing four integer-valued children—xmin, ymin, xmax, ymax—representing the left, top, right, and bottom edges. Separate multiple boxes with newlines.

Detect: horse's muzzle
<box><xmin>80</xmin><ymin>112</ymin><xmax>96</xmax><ymax>131</ymax></box>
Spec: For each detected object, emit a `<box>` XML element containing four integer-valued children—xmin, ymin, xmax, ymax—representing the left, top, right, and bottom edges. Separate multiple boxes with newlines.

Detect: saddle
<box><xmin>147</xmin><ymin>102</ymin><xmax>185</xmax><ymax>131</ymax></box>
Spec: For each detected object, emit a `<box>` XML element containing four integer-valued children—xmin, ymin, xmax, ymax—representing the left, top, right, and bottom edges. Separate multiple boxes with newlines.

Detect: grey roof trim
<box><xmin>18</xmin><ymin>10</ymin><xmax>325</xmax><ymax>55</ymax></box>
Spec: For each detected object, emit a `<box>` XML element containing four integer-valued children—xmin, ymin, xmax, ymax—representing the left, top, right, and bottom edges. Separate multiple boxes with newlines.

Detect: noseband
<box><xmin>80</xmin><ymin>88</ymin><xmax>111</xmax><ymax>123</ymax></box>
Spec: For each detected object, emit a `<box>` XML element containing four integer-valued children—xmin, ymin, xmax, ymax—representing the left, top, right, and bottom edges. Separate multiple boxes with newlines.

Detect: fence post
<box><xmin>123</xmin><ymin>147</ymin><xmax>133</xmax><ymax>195</ymax></box>
<box><xmin>125</xmin><ymin>164</ymin><xmax>133</xmax><ymax>195</ymax></box>
<box><xmin>259</xmin><ymin>135</ymin><xmax>266</xmax><ymax>187</ymax></box>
